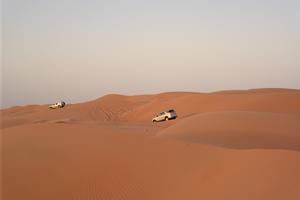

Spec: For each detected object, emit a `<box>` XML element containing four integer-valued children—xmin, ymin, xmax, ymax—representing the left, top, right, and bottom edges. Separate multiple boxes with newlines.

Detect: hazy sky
<box><xmin>2</xmin><ymin>0</ymin><xmax>300</xmax><ymax>108</ymax></box>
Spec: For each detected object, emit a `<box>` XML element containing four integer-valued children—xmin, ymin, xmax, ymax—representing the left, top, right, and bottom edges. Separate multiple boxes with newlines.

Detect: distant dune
<box><xmin>2</xmin><ymin>88</ymin><xmax>300</xmax><ymax>128</ymax></box>
<box><xmin>2</xmin><ymin>88</ymin><xmax>300</xmax><ymax>200</ymax></box>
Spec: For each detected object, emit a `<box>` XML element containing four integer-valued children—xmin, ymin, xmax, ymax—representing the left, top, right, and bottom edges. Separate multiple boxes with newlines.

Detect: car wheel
<box><xmin>165</xmin><ymin>117</ymin><xmax>169</xmax><ymax>121</ymax></box>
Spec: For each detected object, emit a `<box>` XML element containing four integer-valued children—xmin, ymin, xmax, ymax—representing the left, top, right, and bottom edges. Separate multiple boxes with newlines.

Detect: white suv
<box><xmin>152</xmin><ymin>109</ymin><xmax>177</xmax><ymax>122</ymax></box>
<box><xmin>49</xmin><ymin>101</ymin><xmax>66</xmax><ymax>109</ymax></box>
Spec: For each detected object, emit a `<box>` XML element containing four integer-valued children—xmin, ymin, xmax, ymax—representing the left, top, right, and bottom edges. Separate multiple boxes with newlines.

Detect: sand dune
<box><xmin>2</xmin><ymin>88</ymin><xmax>300</xmax><ymax>129</ymax></box>
<box><xmin>158</xmin><ymin>111</ymin><xmax>300</xmax><ymax>150</ymax></box>
<box><xmin>3</xmin><ymin>123</ymin><xmax>300</xmax><ymax>200</ymax></box>
<box><xmin>123</xmin><ymin>89</ymin><xmax>300</xmax><ymax>121</ymax></box>
<box><xmin>2</xmin><ymin>88</ymin><xmax>300</xmax><ymax>200</ymax></box>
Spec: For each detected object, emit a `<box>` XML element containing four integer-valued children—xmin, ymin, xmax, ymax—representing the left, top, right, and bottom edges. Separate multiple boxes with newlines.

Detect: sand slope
<box><xmin>158</xmin><ymin>111</ymin><xmax>300</xmax><ymax>150</ymax></box>
<box><xmin>2</xmin><ymin>88</ymin><xmax>300</xmax><ymax>200</ymax></box>
<box><xmin>3</xmin><ymin>123</ymin><xmax>300</xmax><ymax>200</ymax></box>
<box><xmin>123</xmin><ymin>89</ymin><xmax>300</xmax><ymax>121</ymax></box>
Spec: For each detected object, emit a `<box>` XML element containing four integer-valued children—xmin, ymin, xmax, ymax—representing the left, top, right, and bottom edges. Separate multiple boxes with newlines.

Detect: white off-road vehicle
<box><xmin>49</xmin><ymin>101</ymin><xmax>66</xmax><ymax>109</ymax></box>
<box><xmin>152</xmin><ymin>109</ymin><xmax>177</xmax><ymax>122</ymax></box>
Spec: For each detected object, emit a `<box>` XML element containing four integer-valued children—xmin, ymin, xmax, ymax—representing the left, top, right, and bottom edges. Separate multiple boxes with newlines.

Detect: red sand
<box><xmin>1</xmin><ymin>89</ymin><xmax>300</xmax><ymax>200</ymax></box>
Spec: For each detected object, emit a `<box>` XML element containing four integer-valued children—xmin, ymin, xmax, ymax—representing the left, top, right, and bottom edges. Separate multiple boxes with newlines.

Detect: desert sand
<box><xmin>2</xmin><ymin>88</ymin><xmax>300</xmax><ymax>200</ymax></box>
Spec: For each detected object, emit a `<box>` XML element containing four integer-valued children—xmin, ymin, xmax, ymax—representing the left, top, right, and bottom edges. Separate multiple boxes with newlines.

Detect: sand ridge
<box><xmin>2</xmin><ymin>88</ymin><xmax>300</xmax><ymax>128</ymax></box>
